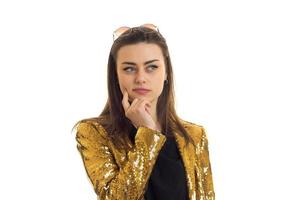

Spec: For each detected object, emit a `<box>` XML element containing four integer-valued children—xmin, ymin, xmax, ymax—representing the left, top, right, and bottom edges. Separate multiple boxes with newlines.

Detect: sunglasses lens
<box><xmin>113</xmin><ymin>26</ymin><xmax>130</xmax><ymax>40</ymax></box>
<box><xmin>141</xmin><ymin>23</ymin><xmax>158</xmax><ymax>31</ymax></box>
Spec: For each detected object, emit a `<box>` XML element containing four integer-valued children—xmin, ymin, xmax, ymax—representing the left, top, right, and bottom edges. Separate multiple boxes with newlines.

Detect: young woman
<box><xmin>73</xmin><ymin>23</ymin><xmax>215</xmax><ymax>200</ymax></box>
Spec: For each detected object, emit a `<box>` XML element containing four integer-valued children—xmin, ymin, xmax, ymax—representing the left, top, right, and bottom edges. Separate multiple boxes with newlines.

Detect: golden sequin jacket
<box><xmin>75</xmin><ymin>120</ymin><xmax>215</xmax><ymax>200</ymax></box>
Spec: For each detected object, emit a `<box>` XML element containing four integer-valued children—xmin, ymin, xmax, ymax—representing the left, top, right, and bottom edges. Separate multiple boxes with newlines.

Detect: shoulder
<box><xmin>179</xmin><ymin>119</ymin><xmax>207</xmax><ymax>143</ymax></box>
<box><xmin>75</xmin><ymin>119</ymin><xmax>108</xmax><ymax>141</ymax></box>
<box><xmin>179</xmin><ymin>118</ymin><xmax>205</xmax><ymax>132</ymax></box>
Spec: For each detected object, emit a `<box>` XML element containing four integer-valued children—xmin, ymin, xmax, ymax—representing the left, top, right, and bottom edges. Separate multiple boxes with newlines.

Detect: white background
<box><xmin>0</xmin><ymin>0</ymin><xmax>299</xmax><ymax>199</ymax></box>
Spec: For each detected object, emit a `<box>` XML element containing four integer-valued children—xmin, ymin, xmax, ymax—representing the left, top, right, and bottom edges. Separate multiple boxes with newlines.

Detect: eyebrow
<box><xmin>121</xmin><ymin>59</ymin><xmax>159</xmax><ymax>65</ymax></box>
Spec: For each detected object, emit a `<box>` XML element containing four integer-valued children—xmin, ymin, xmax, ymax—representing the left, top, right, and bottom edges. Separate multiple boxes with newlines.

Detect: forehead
<box><xmin>117</xmin><ymin>42</ymin><xmax>164</xmax><ymax>65</ymax></box>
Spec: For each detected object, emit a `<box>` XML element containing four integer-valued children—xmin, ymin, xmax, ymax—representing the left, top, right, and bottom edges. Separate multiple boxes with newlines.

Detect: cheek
<box><xmin>153</xmin><ymin>78</ymin><xmax>165</xmax><ymax>94</ymax></box>
<box><xmin>117</xmin><ymin>75</ymin><xmax>127</xmax><ymax>89</ymax></box>
<box><xmin>118</xmin><ymin>82</ymin><xmax>127</xmax><ymax>94</ymax></box>
<box><xmin>118</xmin><ymin>78</ymin><xmax>132</xmax><ymax>96</ymax></box>
<box><xmin>120</xmin><ymin>78</ymin><xmax>130</xmax><ymax>87</ymax></box>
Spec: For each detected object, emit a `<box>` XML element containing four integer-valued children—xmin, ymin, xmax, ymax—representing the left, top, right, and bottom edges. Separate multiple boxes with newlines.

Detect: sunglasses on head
<box><xmin>112</xmin><ymin>23</ymin><xmax>160</xmax><ymax>42</ymax></box>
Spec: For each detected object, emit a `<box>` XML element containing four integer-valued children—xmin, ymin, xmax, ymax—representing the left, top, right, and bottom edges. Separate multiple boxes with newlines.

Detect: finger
<box><xmin>145</xmin><ymin>106</ymin><xmax>151</xmax><ymax>115</ymax></box>
<box><xmin>140</xmin><ymin>99</ymin><xmax>151</xmax><ymax>108</ymax></box>
<box><xmin>121</xmin><ymin>89</ymin><xmax>130</xmax><ymax>112</ymax></box>
<box><xmin>136</xmin><ymin>98</ymin><xmax>146</xmax><ymax>108</ymax></box>
<box><xmin>128</xmin><ymin>98</ymin><xmax>139</xmax><ymax>112</ymax></box>
<box><xmin>139</xmin><ymin>99</ymin><xmax>150</xmax><ymax>112</ymax></box>
<box><xmin>130</xmin><ymin>98</ymin><xmax>143</xmax><ymax>113</ymax></box>
<box><xmin>128</xmin><ymin>93</ymin><xmax>133</xmax><ymax>104</ymax></box>
<box><xmin>145</xmin><ymin>101</ymin><xmax>151</xmax><ymax>107</ymax></box>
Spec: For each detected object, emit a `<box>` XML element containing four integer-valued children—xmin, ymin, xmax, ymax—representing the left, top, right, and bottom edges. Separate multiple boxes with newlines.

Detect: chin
<box><xmin>130</xmin><ymin>94</ymin><xmax>151</xmax><ymax>101</ymax></box>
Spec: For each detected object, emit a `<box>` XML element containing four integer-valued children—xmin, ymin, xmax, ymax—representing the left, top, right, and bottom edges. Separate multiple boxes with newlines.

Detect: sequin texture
<box><xmin>75</xmin><ymin>120</ymin><xmax>215</xmax><ymax>200</ymax></box>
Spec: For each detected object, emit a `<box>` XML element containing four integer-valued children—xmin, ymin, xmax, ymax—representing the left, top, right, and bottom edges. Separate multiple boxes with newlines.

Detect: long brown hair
<box><xmin>72</xmin><ymin>26</ymin><xmax>195</xmax><ymax>150</ymax></box>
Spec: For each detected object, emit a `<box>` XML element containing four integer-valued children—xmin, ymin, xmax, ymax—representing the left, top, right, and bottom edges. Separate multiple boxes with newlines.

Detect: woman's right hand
<box><xmin>122</xmin><ymin>88</ymin><xmax>157</xmax><ymax>130</ymax></box>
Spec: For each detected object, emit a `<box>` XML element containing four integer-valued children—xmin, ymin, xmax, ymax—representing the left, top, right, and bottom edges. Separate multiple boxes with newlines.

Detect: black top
<box><xmin>129</xmin><ymin>126</ymin><xmax>189</xmax><ymax>200</ymax></box>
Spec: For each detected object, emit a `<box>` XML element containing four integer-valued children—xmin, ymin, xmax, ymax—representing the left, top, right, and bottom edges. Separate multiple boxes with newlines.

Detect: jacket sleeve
<box><xmin>75</xmin><ymin>121</ymin><xmax>166</xmax><ymax>200</ymax></box>
<box><xmin>195</xmin><ymin>127</ymin><xmax>215</xmax><ymax>200</ymax></box>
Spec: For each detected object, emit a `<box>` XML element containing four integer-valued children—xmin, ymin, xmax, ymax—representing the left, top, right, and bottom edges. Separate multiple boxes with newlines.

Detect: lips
<box><xmin>133</xmin><ymin>88</ymin><xmax>151</xmax><ymax>95</ymax></box>
<box><xmin>133</xmin><ymin>88</ymin><xmax>151</xmax><ymax>91</ymax></box>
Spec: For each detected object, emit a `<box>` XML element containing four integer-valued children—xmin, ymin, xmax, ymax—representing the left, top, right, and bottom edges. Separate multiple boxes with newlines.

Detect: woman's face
<box><xmin>116</xmin><ymin>42</ymin><xmax>167</xmax><ymax>104</ymax></box>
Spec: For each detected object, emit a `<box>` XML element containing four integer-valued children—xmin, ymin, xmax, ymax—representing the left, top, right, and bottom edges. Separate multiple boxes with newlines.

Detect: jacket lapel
<box><xmin>174</xmin><ymin>130</ymin><xmax>197</xmax><ymax>200</ymax></box>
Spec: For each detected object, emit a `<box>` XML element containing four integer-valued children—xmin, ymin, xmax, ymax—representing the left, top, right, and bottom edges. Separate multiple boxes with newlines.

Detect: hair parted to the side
<box><xmin>72</xmin><ymin>26</ymin><xmax>195</xmax><ymax>150</ymax></box>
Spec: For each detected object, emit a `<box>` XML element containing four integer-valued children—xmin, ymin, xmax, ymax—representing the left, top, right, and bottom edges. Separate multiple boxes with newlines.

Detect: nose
<box><xmin>135</xmin><ymin>70</ymin><xmax>147</xmax><ymax>84</ymax></box>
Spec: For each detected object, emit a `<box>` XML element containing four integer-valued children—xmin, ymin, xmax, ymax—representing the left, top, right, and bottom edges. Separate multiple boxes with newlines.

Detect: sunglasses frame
<box><xmin>112</xmin><ymin>23</ymin><xmax>159</xmax><ymax>42</ymax></box>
